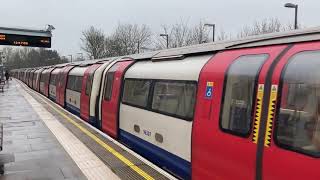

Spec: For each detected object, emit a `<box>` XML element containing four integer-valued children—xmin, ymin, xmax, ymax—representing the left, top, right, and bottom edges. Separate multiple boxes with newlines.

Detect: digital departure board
<box><xmin>0</xmin><ymin>33</ymin><xmax>51</xmax><ymax>48</ymax></box>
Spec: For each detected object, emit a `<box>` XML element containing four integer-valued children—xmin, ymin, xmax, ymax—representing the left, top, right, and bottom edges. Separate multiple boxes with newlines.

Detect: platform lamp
<box><xmin>204</xmin><ymin>23</ymin><xmax>215</xmax><ymax>42</ymax></box>
<box><xmin>284</xmin><ymin>3</ymin><xmax>298</xmax><ymax>29</ymax></box>
<box><xmin>160</xmin><ymin>34</ymin><xmax>169</xmax><ymax>49</ymax></box>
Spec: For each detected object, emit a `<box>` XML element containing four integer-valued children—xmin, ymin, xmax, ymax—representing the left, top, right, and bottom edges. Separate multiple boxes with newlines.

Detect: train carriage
<box><xmin>80</xmin><ymin>59</ymin><xmax>112</xmax><ymax>125</ymax></box>
<box><xmin>49</xmin><ymin>67</ymin><xmax>62</xmax><ymax>101</ymax></box>
<box><xmin>32</xmin><ymin>68</ymin><xmax>43</xmax><ymax>91</ymax></box>
<box><xmin>99</xmin><ymin>58</ymin><xmax>135</xmax><ymax>138</ymax></box>
<box><xmin>27</xmin><ymin>69</ymin><xmax>35</xmax><ymax>87</ymax></box>
<box><xmin>40</xmin><ymin>67</ymin><xmax>53</xmax><ymax>96</ymax></box>
<box><xmin>118</xmin><ymin>54</ymin><xmax>211</xmax><ymax>179</ymax></box>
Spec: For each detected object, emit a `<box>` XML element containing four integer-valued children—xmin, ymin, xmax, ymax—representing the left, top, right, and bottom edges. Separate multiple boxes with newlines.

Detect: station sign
<box><xmin>0</xmin><ymin>33</ymin><xmax>51</xmax><ymax>48</ymax></box>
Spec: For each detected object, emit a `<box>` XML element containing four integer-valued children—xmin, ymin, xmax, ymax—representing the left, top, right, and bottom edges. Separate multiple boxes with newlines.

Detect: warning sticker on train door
<box><xmin>205</xmin><ymin>82</ymin><xmax>214</xmax><ymax>99</ymax></box>
<box><xmin>264</xmin><ymin>84</ymin><xmax>278</xmax><ymax>147</ymax></box>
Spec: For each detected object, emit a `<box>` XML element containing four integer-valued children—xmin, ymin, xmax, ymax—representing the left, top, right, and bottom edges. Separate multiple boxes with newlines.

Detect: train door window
<box><xmin>50</xmin><ymin>74</ymin><xmax>56</xmax><ymax>85</ymax></box>
<box><xmin>40</xmin><ymin>73</ymin><xmax>45</xmax><ymax>82</ymax></box>
<box><xmin>151</xmin><ymin>81</ymin><xmax>197</xmax><ymax>120</ymax></box>
<box><xmin>67</xmin><ymin>75</ymin><xmax>75</xmax><ymax>90</ymax></box>
<box><xmin>33</xmin><ymin>72</ymin><xmax>37</xmax><ymax>81</ymax></box>
<box><xmin>122</xmin><ymin>79</ymin><xmax>151</xmax><ymax>108</ymax></box>
<box><xmin>103</xmin><ymin>72</ymin><xmax>115</xmax><ymax>101</ymax></box>
<box><xmin>220</xmin><ymin>54</ymin><xmax>268</xmax><ymax>136</ymax></box>
<box><xmin>276</xmin><ymin>51</ymin><xmax>320</xmax><ymax>157</ymax></box>
<box><xmin>85</xmin><ymin>74</ymin><xmax>93</xmax><ymax>96</ymax></box>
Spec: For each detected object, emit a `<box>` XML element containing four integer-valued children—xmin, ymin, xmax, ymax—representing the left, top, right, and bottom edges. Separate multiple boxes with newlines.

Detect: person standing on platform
<box><xmin>5</xmin><ymin>70</ymin><xmax>9</xmax><ymax>82</ymax></box>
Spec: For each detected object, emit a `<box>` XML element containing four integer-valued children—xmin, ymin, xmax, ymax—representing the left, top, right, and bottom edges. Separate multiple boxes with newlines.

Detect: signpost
<box><xmin>0</xmin><ymin>27</ymin><xmax>52</xmax><ymax>48</ymax></box>
<box><xmin>0</xmin><ymin>26</ymin><xmax>53</xmax><ymax>78</ymax></box>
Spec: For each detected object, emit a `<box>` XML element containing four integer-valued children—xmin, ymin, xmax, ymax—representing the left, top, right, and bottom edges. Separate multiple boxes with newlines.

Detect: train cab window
<box><xmin>122</xmin><ymin>79</ymin><xmax>151</xmax><ymax>108</ymax></box>
<box><xmin>276</xmin><ymin>51</ymin><xmax>320</xmax><ymax>157</ymax></box>
<box><xmin>151</xmin><ymin>81</ymin><xmax>197</xmax><ymax>120</ymax></box>
<box><xmin>220</xmin><ymin>54</ymin><xmax>267</xmax><ymax>136</ymax></box>
<box><xmin>85</xmin><ymin>74</ymin><xmax>93</xmax><ymax>96</ymax></box>
<box><xmin>50</xmin><ymin>74</ymin><xmax>56</xmax><ymax>85</ymax></box>
<box><xmin>103</xmin><ymin>72</ymin><xmax>115</xmax><ymax>101</ymax></box>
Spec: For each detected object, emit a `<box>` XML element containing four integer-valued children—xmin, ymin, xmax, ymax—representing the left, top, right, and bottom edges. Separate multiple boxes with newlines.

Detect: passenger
<box><xmin>304</xmin><ymin>117</ymin><xmax>320</xmax><ymax>152</ymax></box>
<box><xmin>302</xmin><ymin>93</ymin><xmax>320</xmax><ymax>152</ymax></box>
<box><xmin>5</xmin><ymin>71</ymin><xmax>9</xmax><ymax>81</ymax></box>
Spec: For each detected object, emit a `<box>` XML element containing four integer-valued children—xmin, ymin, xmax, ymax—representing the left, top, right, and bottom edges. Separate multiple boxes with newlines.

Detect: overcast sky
<box><xmin>0</xmin><ymin>0</ymin><xmax>317</xmax><ymax>57</ymax></box>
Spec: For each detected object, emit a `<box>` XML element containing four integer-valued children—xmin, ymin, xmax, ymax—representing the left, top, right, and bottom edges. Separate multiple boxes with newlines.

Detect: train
<box><xmin>11</xmin><ymin>27</ymin><xmax>320</xmax><ymax>180</ymax></box>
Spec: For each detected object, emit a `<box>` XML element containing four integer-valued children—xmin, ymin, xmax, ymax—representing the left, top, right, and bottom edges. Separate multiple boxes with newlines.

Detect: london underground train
<box><xmin>12</xmin><ymin>27</ymin><xmax>320</xmax><ymax>180</ymax></box>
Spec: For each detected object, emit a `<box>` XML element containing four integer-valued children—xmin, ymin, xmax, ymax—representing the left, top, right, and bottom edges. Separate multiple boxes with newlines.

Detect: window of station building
<box><xmin>151</xmin><ymin>81</ymin><xmax>197</xmax><ymax>120</ymax></box>
<box><xmin>50</xmin><ymin>74</ymin><xmax>56</xmax><ymax>85</ymax></box>
<box><xmin>276</xmin><ymin>51</ymin><xmax>320</xmax><ymax>157</ymax></box>
<box><xmin>220</xmin><ymin>54</ymin><xmax>268</xmax><ymax>136</ymax></box>
<box><xmin>85</xmin><ymin>74</ymin><xmax>93</xmax><ymax>96</ymax></box>
<box><xmin>103</xmin><ymin>72</ymin><xmax>115</xmax><ymax>101</ymax></box>
<box><xmin>122</xmin><ymin>79</ymin><xmax>151</xmax><ymax>108</ymax></box>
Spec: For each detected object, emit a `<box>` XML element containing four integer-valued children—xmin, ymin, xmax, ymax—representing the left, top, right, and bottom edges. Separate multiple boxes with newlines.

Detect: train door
<box><xmin>101</xmin><ymin>60</ymin><xmax>133</xmax><ymax>138</ymax></box>
<box><xmin>57</xmin><ymin>66</ymin><xmax>74</xmax><ymax>107</ymax></box>
<box><xmin>44</xmin><ymin>68</ymin><xmax>54</xmax><ymax>97</ymax></box>
<box><xmin>80</xmin><ymin>64</ymin><xmax>101</xmax><ymax>122</ymax></box>
<box><xmin>261</xmin><ymin>41</ymin><xmax>320</xmax><ymax>180</ymax></box>
<box><xmin>192</xmin><ymin>45</ymin><xmax>288</xmax><ymax>179</ymax></box>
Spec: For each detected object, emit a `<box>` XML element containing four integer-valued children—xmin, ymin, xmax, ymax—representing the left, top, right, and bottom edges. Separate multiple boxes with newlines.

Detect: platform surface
<box><xmin>0</xmin><ymin>81</ymin><xmax>87</xmax><ymax>179</ymax></box>
<box><xmin>0</xmin><ymin>80</ymin><xmax>173</xmax><ymax>180</ymax></box>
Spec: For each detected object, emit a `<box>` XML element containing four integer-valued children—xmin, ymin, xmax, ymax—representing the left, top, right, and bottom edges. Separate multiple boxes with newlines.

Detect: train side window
<box><xmin>276</xmin><ymin>51</ymin><xmax>320</xmax><ymax>157</ymax></box>
<box><xmin>67</xmin><ymin>75</ymin><xmax>75</xmax><ymax>90</ymax></box>
<box><xmin>85</xmin><ymin>74</ymin><xmax>93</xmax><ymax>96</ymax></box>
<box><xmin>122</xmin><ymin>79</ymin><xmax>151</xmax><ymax>108</ymax></box>
<box><xmin>151</xmin><ymin>81</ymin><xmax>197</xmax><ymax>120</ymax></box>
<box><xmin>220</xmin><ymin>54</ymin><xmax>268</xmax><ymax>136</ymax></box>
<box><xmin>103</xmin><ymin>72</ymin><xmax>115</xmax><ymax>101</ymax></box>
<box><xmin>74</xmin><ymin>76</ymin><xmax>83</xmax><ymax>92</ymax></box>
<box><xmin>50</xmin><ymin>74</ymin><xmax>56</xmax><ymax>85</ymax></box>
<box><xmin>40</xmin><ymin>73</ymin><xmax>45</xmax><ymax>82</ymax></box>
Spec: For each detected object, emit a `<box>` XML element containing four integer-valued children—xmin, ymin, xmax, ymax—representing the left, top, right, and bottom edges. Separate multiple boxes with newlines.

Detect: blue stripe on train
<box><xmin>65</xmin><ymin>103</ymin><xmax>80</xmax><ymax>117</ymax></box>
<box><xmin>89</xmin><ymin>116</ymin><xmax>99</xmax><ymax>127</ymax></box>
<box><xmin>119</xmin><ymin>130</ymin><xmax>191</xmax><ymax>180</ymax></box>
<box><xmin>49</xmin><ymin>95</ymin><xmax>56</xmax><ymax>102</ymax></box>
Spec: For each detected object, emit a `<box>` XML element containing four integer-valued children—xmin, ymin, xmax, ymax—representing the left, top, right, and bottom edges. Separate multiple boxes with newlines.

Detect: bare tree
<box><xmin>237</xmin><ymin>18</ymin><xmax>296</xmax><ymax>38</ymax></box>
<box><xmin>155</xmin><ymin>19</ymin><xmax>209</xmax><ymax>49</ymax></box>
<box><xmin>105</xmin><ymin>23</ymin><xmax>152</xmax><ymax>56</ymax></box>
<box><xmin>81</xmin><ymin>26</ymin><xmax>106</xmax><ymax>59</ymax></box>
<box><xmin>216</xmin><ymin>29</ymin><xmax>232</xmax><ymax>41</ymax></box>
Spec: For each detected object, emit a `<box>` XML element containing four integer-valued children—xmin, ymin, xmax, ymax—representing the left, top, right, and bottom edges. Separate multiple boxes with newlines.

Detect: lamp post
<box><xmin>137</xmin><ymin>41</ymin><xmax>140</xmax><ymax>53</ymax></box>
<box><xmin>160</xmin><ymin>34</ymin><xmax>169</xmax><ymax>49</ymax></box>
<box><xmin>204</xmin><ymin>23</ymin><xmax>215</xmax><ymax>42</ymax></box>
<box><xmin>77</xmin><ymin>53</ymin><xmax>84</xmax><ymax>60</ymax></box>
<box><xmin>284</xmin><ymin>3</ymin><xmax>298</xmax><ymax>29</ymax></box>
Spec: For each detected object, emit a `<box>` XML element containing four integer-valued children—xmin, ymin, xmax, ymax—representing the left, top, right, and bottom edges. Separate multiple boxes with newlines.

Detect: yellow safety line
<box><xmin>20</xmin><ymin>81</ymin><xmax>154</xmax><ymax>180</ymax></box>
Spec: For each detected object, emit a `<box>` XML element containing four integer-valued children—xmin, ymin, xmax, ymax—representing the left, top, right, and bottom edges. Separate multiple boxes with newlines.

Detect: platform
<box><xmin>0</xmin><ymin>80</ymin><xmax>174</xmax><ymax>180</ymax></box>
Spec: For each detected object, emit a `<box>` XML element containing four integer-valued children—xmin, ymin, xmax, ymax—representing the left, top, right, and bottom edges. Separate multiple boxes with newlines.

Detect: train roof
<box><xmin>126</xmin><ymin>26</ymin><xmax>320</xmax><ymax>60</ymax></box>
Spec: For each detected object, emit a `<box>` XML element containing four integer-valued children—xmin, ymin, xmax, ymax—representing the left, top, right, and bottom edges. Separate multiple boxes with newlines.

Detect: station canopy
<box><xmin>0</xmin><ymin>26</ymin><xmax>51</xmax><ymax>48</ymax></box>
